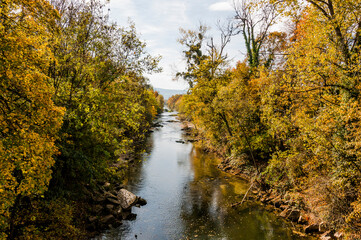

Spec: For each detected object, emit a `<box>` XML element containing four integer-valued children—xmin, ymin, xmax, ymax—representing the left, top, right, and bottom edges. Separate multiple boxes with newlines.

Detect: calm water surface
<box><xmin>96</xmin><ymin>112</ymin><xmax>307</xmax><ymax>240</ymax></box>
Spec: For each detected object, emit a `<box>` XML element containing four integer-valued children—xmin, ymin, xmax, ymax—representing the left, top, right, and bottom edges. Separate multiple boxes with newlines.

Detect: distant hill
<box><xmin>155</xmin><ymin>88</ymin><xmax>187</xmax><ymax>100</ymax></box>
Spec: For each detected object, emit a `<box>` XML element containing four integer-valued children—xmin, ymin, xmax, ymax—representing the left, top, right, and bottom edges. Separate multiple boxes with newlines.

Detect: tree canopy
<box><xmin>0</xmin><ymin>0</ymin><xmax>163</xmax><ymax>238</ymax></box>
<box><xmin>174</xmin><ymin>0</ymin><xmax>361</xmax><ymax>237</ymax></box>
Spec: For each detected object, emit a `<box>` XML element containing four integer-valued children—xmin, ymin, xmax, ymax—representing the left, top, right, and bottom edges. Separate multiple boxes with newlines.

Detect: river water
<box><xmin>96</xmin><ymin>112</ymin><xmax>306</xmax><ymax>240</ymax></box>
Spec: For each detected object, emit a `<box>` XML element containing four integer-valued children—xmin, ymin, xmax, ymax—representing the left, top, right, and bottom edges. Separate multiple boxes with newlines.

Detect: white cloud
<box><xmin>141</xmin><ymin>25</ymin><xmax>164</xmax><ymax>35</ymax></box>
<box><xmin>106</xmin><ymin>0</ymin><xmax>244</xmax><ymax>90</ymax></box>
<box><xmin>147</xmin><ymin>47</ymin><xmax>188</xmax><ymax>90</ymax></box>
<box><xmin>209</xmin><ymin>1</ymin><xmax>233</xmax><ymax>12</ymax></box>
<box><xmin>151</xmin><ymin>0</ymin><xmax>189</xmax><ymax>25</ymax></box>
<box><xmin>109</xmin><ymin>0</ymin><xmax>137</xmax><ymax>20</ymax></box>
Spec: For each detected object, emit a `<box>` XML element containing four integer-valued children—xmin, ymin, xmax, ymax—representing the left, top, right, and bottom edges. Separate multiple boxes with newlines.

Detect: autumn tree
<box><xmin>176</xmin><ymin>25</ymin><xmax>209</xmax><ymax>89</ymax></box>
<box><xmin>167</xmin><ymin>94</ymin><xmax>183</xmax><ymax>111</ymax></box>
<box><xmin>262</xmin><ymin>0</ymin><xmax>361</xmax><ymax>233</ymax></box>
<box><xmin>0</xmin><ymin>1</ymin><xmax>64</xmax><ymax>238</ymax></box>
<box><xmin>234</xmin><ymin>0</ymin><xmax>280</xmax><ymax>70</ymax></box>
<box><xmin>175</xmin><ymin>0</ymin><xmax>361</xmax><ymax>237</ymax></box>
<box><xmin>48</xmin><ymin>0</ymin><xmax>162</xmax><ymax>192</ymax></box>
<box><xmin>0</xmin><ymin>0</ymin><xmax>163</xmax><ymax>238</ymax></box>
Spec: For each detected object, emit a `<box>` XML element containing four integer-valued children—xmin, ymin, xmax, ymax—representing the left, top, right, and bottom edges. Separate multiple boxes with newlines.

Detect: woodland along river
<box><xmin>95</xmin><ymin>111</ymin><xmax>310</xmax><ymax>240</ymax></box>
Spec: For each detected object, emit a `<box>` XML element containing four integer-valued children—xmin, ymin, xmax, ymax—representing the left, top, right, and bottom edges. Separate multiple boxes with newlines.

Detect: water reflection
<box><xmin>179</xmin><ymin>147</ymin><xmax>295</xmax><ymax>240</ymax></box>
<box><xmin>96</xmin><ymin>112</ymin><xmax>308</xmax><ymax>240</ymax></box>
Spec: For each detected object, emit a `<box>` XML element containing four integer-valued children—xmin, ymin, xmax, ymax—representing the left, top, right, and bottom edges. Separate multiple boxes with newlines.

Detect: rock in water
<box><xmin>137</xmin><ymin>197</ymin><xmax>147</xmax><ymax>206</ymax></box>
<box><xmin>118</xmin><ymin>189</ymin><xmax>138</xmax><ymax>210</ymax></box>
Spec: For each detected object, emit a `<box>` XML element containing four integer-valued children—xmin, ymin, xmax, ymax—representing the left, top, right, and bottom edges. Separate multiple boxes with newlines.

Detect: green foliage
<box><xmin>176</xmin><ymin>25</ymin><xmax>209</xmax><ymax>88</ymax></box>
<box><xmin>48</xmin><ymin>0</ymin><xmax>162</xmax><ymax>192</ymax></box>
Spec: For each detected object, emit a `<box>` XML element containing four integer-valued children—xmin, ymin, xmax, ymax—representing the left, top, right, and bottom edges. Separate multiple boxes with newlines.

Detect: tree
<box><xmin>263</xmin><ymin>0</ymin><xmax>361</xmax><ymax>230</ymax></box>
<box><xmin>234</xmin><ymin>0</ymin><xmax>280</xmax><ymax>69</ymax></box>
<box><xmin>48</xmin><ymin>0</ymin><xmax>162</xmax><ymax>191</ymax></box>
<box><xmin>0</xmin><ymin>1</ymin><xmax>64</xmax><ymax>238</ymax></box>
<box><xmin>176</xmin><ymin>25</ymin><xmax>209</xmax><ymax>89</ymax></box>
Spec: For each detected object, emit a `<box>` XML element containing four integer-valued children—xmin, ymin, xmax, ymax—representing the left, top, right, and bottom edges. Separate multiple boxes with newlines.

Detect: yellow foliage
<box><xmin>0</xmin><ymin>0</ymin><xmax>64</xmax><ymax>236</ymax></box>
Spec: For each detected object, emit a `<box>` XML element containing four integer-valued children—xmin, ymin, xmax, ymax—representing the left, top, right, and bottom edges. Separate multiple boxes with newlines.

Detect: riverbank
<box><xmin>95</xmin><ymin>111</ymin><xmax>305</xmax><ymax>239</ymax></box>
<box><xmin>79</xmin><ymin>181</ymin><xmax>146</xmax><ymax>238</ymax></box>
<box><xmin>78</xmin><ymin>120</ymin><xmax>163</xmax><ymax>239</ymax></box>
<box><xmin>178</xmin><ymin>118</ymin><xmax>345</xmax><ymax>240</ymax></box>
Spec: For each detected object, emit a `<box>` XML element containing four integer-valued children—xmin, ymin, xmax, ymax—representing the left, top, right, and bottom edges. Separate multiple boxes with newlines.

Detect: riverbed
<box><xmin>95</xmin><ymin>111</ymin><xmax>308</xmax><ymax>239</ymax></box>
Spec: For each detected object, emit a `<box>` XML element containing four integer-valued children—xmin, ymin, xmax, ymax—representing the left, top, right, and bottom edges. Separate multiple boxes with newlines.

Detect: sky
<box><xmin>108</xmin><ymin>0</ymin><xmax>246</xmax><ymax>90</ymax></box>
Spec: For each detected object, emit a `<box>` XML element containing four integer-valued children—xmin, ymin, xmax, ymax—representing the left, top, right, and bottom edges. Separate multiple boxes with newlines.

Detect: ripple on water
<box><xmin>95</xmin><ymin>112</ymin><xmax>311</xmax><ymax>240</ymax></box>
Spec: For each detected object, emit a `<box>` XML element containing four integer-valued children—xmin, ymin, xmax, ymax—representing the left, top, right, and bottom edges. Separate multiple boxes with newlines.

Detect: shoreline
<box><xmin>179</xmin><ymin>118</ymin><xmax>344</xmax><ymax>240</ymax></box>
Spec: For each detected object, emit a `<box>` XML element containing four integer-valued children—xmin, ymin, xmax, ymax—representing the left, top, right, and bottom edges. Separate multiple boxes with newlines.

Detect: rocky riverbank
<box><xmin>83</xmin><ymin>181</ymin><xmax>147</xmax><ymax>238</ymax></box>
<box><xmin>179</xmin><ymin>119</ymin><xmax>345</xmax><ymax>240</ymax></box>
<box><xmin>217</xmin><ymin>157</ymin><xmax>346</xmax><ymax>240</ymax></box>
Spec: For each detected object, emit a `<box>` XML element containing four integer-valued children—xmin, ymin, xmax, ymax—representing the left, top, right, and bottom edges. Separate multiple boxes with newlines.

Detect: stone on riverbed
<box><xmin>117</xmin><ymin>189</ymin><xmax>138</xmax><ymax>210</ymax></box>
<box><xmin>107</xmin><ymin>197</ymin><xmax>121</xmax><ymax>205</ymax></box>
<box><xmin>100</xmin><ymin>214</ymin><xmax>116</xmax><ymax>226</ymax></box>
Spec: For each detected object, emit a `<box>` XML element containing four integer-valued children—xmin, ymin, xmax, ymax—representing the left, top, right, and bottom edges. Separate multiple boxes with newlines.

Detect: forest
<box><xmin>0</xmin><ymin>0</ymin><xmax>164</xmax><ymax>239</ymax></box>
<box><xmin>2</xmin><ymin>0</ymin><xmax>361</xmax><ymax>239</ymax></box>
<box><xmin>168</xmin><ymin>0</ymin><xmax>361</xmax><ymax>239</ymax></box>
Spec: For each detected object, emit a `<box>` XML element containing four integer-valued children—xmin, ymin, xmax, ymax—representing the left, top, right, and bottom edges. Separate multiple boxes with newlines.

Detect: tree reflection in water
<box><xmin>179</xmin><ymin>147</ymin><xmax>296</xmax><ymax>239</ymax></box>
<box><xmin>95</xmin><ymin>112</ymin><xmax>310</xmax><ymax>240</ymax></box>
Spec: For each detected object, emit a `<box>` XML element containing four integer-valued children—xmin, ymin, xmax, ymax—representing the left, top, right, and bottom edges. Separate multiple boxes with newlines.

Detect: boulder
<box><xmin>88</xmin><ymin>216</ymin><xmax>98</xmax><ymax>223</ymax></box>
<box><xmin>100</xmin><ymin>214</ymin><xmax>116</xmax><ymax>226</ymax></box>
<box><xmin>137</xmin><ymin>197</ymin><xmax>147</xmax><ymax>206</ymax></box>
<box><xmin>118</xmin><ymin>189</ymin><xmax>138</xmax><ymax>210</ymax></box>
<box><xmin>107</xmin><ymin>197</ymin><xmax>121</xmax><ymax>205</ymax></box>
<box><xmin>91</xmin><ymin>205</ymin><xmax>103</xmax><ymax>214</ymax></box>
<box><xmin>105</xmin><ymin>204</ymin><xmax>114</xmax><ymax>213</ymax></box>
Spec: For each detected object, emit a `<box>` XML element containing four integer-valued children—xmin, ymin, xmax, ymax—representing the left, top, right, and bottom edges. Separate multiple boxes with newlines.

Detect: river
<box><xmin>95</xmin><ymin>111</ymin><xmax>308</xmax><ymax>240</ymax></box>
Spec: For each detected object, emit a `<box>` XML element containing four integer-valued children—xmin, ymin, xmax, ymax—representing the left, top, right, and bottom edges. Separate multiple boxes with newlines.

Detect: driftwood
<box><xmin>231</xmin><ymin>181</ymin><xmax>254</xmax><ymax>208</ymax></box>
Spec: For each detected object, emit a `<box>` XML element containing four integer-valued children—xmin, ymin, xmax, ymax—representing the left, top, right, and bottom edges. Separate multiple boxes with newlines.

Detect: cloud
<box><xmin>147</xmin><ymin>47</ymin><xmax>188</xmax><ymax>90</ymax></box>
<box><xmin>141</xmin><ymin>25</ymin><xmax>164</xmax><ymax>35</ymax></box>
<box><xmin>109</xmin><ymin>0</ymin><xmax>137</xmax><ymax>20</ymax></box>
<box><xmin>151</xmin><ymin>0</ymin><xmax>189</xmax><ymax>26</ymax></box>
<box><xmin>209</xmin><ymin>1</ymin><xmax>233</xmax><ymax>12</ymax></box>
